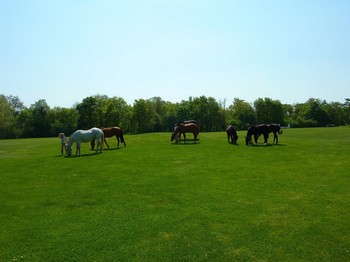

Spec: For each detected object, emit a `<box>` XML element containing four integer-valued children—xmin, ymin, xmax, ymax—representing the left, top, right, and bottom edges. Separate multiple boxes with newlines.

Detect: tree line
<box><xmin>1</xmin><ymin>94</ymin><xmax>349</xmax><ymax>139</ymax></box>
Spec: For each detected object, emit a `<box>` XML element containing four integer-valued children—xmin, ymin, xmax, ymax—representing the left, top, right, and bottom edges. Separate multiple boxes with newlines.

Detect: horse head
<box><xmin>171</xmin><ymin>126</ymin><xmax>180</xmax><ymax>142</ymax></box>
<box><xmin>66</xmin><ymin>145</ymin><xmax>72</xmax><ymax>156</ymax></box>
<box><xmin>233</xmin><ymin>135</ymin><xmax>238</xmax><ymax>144</ymax></box>
<box><xmin>171</xmin><ymin>132</ymin><xmax>179</xmax><ymax>142</ymax></box>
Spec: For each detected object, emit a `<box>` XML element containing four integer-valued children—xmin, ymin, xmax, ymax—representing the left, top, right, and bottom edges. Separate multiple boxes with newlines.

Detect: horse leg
<box><xmin>116</xmin><ymin>136</ymin><xmax>120</xmax><ymax>148</ymax></box>
<box><xmin>95</xmin><ymin>139</ymin><xmax>99</xmax><ymax>153</ymax></box>
<box><xmin>254</xmin><ymin>134</ymin><xmax>258</xmax><ymax>144</ymax></box>
<box><xmin>76</xmin><ymin>142</ymin><xmax>80</xmax><ymax>156</ymax></box>
<box><xmin>264</xmin><ymin>134</ymin><xmax>268</xmax><ymax>145</ymax></box>
<box><xmin>104</xmin><ymin>137</ymin><xmax>109</xmax><ymax>149</ymax></box>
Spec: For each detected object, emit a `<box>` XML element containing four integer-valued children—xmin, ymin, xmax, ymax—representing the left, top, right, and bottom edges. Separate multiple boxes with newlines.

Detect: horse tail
<box><xmin>278</xmin><ymin>129</ymin><xmax>283</xmax><ymax>134</ymax></box>
<box><xmin>120</xmin><ymin>129</ymin><xmax>125</xmax><ymax>143</ymax></box>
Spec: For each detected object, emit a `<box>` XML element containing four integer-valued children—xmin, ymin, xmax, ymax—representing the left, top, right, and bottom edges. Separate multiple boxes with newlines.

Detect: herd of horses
<box><xmin>64</xmin><ymin>122</ymin><xmax>283</xmax><ymax>156</ymax></box>
<box><xmin>66</xmin><ymin>127</ymin><xmax>126</xmax><ymax>157</ymax></box>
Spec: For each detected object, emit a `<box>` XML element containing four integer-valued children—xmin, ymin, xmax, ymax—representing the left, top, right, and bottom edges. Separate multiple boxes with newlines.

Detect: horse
<box><xmin>268</xmin><ymin>124</ymin><xmax>282</xmax><ymax>144</ymax></box>
<box><xmin>91</xmin><ymin>126</ymin><xmax>126</xmax><ymax>149</ymax></box>
<box><xmin>66</xmin><ymin>127</ymin><xmax>104</xmax><ymax>156</ymax></box>
<box><xmin>226</xmin><ymin>125</ymin><xmax>238</xmax><ymax>144</ymax></box>
<box><xmin>256</xmin><ymin>123</ymin><xmax>283</xmax><ymax>144</ymax></box>
<box><xmin>171</xmin><ymin>122</ymin><xmax>199</xmax><ymax>143</ymax></box>
<box><xmin>174</xmin><ymin>120</ymin><xmax>199</xmax><ymax>140</ymax></box>
<box><xmin>245</xmin><ymin>124</ymin><xmax>269</xmax><ymax>146</ymax></box>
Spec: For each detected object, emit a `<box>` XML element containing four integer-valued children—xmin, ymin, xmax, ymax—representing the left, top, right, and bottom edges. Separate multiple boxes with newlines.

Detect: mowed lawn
<box><xmin>0</xmin><ymin>127</ymin><xmax>349</xmax><ymax>261</ymax></box>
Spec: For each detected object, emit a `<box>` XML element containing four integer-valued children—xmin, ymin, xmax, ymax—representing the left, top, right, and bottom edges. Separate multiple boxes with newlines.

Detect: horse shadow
<box><xmin>62</xmin><ymin>152</ymin><xmax>103</xmax><ymax>158</ymax></box>
<box><xmin>250</xmin><ymin>143</ymin><xmax>286</xmax><ymax>147</ymax></box>
<box><xmin>171</xmin><ymin>139</ymin><xmax>200</xmax><ymax>145</ymax></box>
<box><xmin>98</xmin><ymin>147</ymin><xmax>122</xmax><ymax>151</ymax></box>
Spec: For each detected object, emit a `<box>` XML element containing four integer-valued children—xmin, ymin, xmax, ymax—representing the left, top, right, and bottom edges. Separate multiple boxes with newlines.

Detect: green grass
<box><xmin>1</xmin><ymin>127</ymin><xmax>349</xmax><ymax>261</ymax></box>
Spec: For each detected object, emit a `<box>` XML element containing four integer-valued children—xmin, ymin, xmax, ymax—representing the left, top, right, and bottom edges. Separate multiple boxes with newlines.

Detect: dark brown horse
<box><xmin>171</xmin><ymin>123</ymin><xmax>199</xmax><ymax>143</ymax></box>
<box><xmin>226</xmin><ymin>125</ymin><xmax>238</xmax><ymax>144</ymax></box>
<box><xmin>245</xmin><ymin>124</ymin><xmax>269</xmax><ymax>145</ymax></box>
<box><xmin>91</xmin><ymin>126</ymin><xmax>126</xmax><ymax>149</ymax></box>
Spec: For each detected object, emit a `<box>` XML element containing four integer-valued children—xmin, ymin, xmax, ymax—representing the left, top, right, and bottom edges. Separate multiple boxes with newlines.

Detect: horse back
<box><xmin>176</xmin><ymin>123</ymin><xmax>198</xmax><ymax>134</ymax></box>
<box><xmin>226</xmin><ymin>125</ymin><xmax>236</xmax><ymax>133</ymax></box>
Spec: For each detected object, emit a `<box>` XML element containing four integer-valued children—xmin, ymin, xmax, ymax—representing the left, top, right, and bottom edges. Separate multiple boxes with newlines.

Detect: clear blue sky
<box><xmin>1</xmin><ymin>0</ymin><xmax>349</xmax><ymax>108</ymax></box>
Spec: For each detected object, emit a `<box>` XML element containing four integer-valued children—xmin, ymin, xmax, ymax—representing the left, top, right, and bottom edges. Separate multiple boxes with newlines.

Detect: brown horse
<box><xmin>91</xmin><ymin>126</ymin><xmax>126</xmax><ymax>149</ymax></box>
<box><xmin>226</xmin><ymin>125</ymin><xmax>238</xmax><ymax>144</ymax></box>
<box><xmin>171</xmin><ymin>123</ymin><xmax>199</xmax><ymax>143</ymax></box>
<box><xmin>175</xmin><ymin>120</ymin><xmax>199</xmax><ymax>140</ymax></box>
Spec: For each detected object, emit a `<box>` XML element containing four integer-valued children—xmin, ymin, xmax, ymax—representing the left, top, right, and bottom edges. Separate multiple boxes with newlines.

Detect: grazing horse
<box><xmin>171</xmin><ymin>123</ymin><xmax>199</xmax><ymax>143</ymax></box>
<box><xmin>226</xmin><ymin>125</ymin><xmax>238</xmax><ymax>144</ymax></box>
<box><xmin>268</xmin><ymin>124</ymin><xmax>282</xmax><ymax>144</ymax></box>
<box><xmin>91</xmin><ymin>126</ymin><xmax>126</xmax><ymax>149</ymax></box>
<box><xmin>245</xmin><ymin>124</ymin><xmax>269</xmax><ymax>146</ymax></box>
<box><xmin>66</xmin><ymin>127</ymin><xmax>104</xmax><ymax>156</ymax></box>
<box><xmin>174</xmin><ymin>120</ymin><xmax>199</xmax><ymax>140</ymax></box>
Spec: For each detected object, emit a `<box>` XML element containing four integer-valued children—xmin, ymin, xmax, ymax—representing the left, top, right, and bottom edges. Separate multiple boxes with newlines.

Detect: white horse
<box><xmin>66</xmin><ymin>127</ymin><xmax>104</xmax><ymax>156</ymax></box>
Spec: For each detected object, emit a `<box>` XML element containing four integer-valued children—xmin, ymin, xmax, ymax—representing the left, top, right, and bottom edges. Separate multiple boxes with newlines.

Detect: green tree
<box><xmin>343</xmin><ymin>98</ymin><xmax>350</xmax><ymax>124</ymax></box>
<box><xmin>132</xmin><ymin>99</ymin><xmax>152</xmax><ymax>133</ymax></box>
<box><xmin>254</xmin><ymin>98</ymin><xmax>283</xmax><ymax>124</ymax></box>
<box><xmin>16</xmin><ymin>108</ymin><xmax>33</xmax><ymax>138</ymax></box>
<box><xmin>322</xmin><ymin>102</ymin><xmax>346</xmax><ymax>126</ymax></box>
<box><xmin>30</xmin><ymin>99</ymin><xmax>51</xmax><ymax>137</ymax></box>
<box><xmin>76</xmin><ymin>96</ymin><xmax>98</xmax><ymax>129</ymax></box>
<box><xmin>102</xmin><ymin>96</ymin><xmax>130</xmax><ymax>130</ymax></box>
<box><xmin>0</xmin><ymin>95</ymin><xmax>17</xmax><ymax>138</ymax></box>
<box><xmin>190</xmin><ymin>96</ymin><xmax>224</xmax><ymax>131</ymax></box>
<box><xmin>176</xmin><ymin>100</ymin><xmax>192</xmax><ymax>122</ymax></box>
<box><xmin>228</xmin><ymin>98</ymin><xmax>256</xmax><ymax>129</ymax></box>
<box><xmin>50</xmin><ymin>107</ymin><xmax>79</xmax><ymax>136</ymax></box>
<box><xmin>306</xmin><ymin>99</ymin><xmax>329</xmax><ymax>126</ymax></box>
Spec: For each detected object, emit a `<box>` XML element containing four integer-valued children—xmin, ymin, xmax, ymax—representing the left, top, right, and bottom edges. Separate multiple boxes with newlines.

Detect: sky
<box><xmin>1</xmin><ymin>0</ymin><xmax>349</xmax><ymax>108</ymax></box>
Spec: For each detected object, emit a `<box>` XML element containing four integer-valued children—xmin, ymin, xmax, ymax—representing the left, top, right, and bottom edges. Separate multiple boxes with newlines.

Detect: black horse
<box><xmin>226</xmin><ymin>125</ymin><xmax>238</xmax><ymax>144</ymax></box>
<box><xmin>245</xmin><ymin>124</ymin><xmax>269</xmax><ymax>145</ymax></box>
<box><xmin>256</xmin><ymin>124</ymin><xmax>283</xmax><ymax>144</ymax></box>
<box><xmin>268</xmin><ymin>124</ymin><xmax>283</xmax><ymax>144</ymax></box>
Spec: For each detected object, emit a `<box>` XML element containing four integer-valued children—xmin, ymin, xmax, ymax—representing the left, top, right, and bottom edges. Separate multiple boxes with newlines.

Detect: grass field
<box><xmin>1</xmin><ymin>127</ymin><xmax>349</xmax><ymax>261</ymax></box>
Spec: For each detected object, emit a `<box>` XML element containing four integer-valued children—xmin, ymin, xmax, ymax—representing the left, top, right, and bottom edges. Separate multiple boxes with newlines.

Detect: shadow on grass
<box><xmin>171</xmin><ymin>139</ymin><xmax>200</xmax><ymax>145</ymax></box>
<box><xmin>99</xmin><ymin>147</ymin><xmax>123</xmax><ymax>151</ymax></box>
<box><xmin>247</xmin><ymin>143</ymin><xmax>287</xmax><ymax>147</ymax></box>
<box><xmin>63</xmin><ymin>152</ymin><xmax>103</xmax><ymax>158</ymax></box>
<box><xmin>227</xmin><ymin>142</ymin><xmax>240</xmax><ymax>146</ymax></box>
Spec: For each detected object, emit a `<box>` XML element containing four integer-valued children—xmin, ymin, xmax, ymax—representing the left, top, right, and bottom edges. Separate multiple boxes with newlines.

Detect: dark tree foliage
<box><xmin>76</xmin><ymin>96</ymin><xmax>98</xmax><ymax>129</ymax></box>
<box><xmin>1</xmin><ymin>94</ymin><xmax>349</xmax><ymax>139</ymax></box>
<box><xmin>30</xmin><ymin>99</ymin><xmax>51</xmax><ymax>137</ymax></box>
